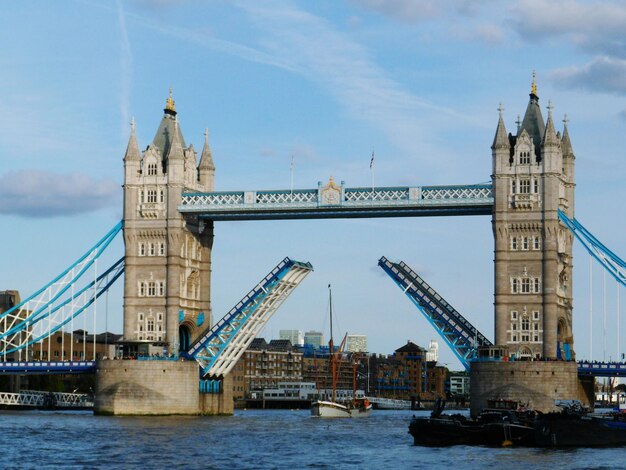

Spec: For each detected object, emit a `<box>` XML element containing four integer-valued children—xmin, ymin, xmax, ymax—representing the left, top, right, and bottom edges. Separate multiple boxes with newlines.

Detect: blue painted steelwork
<box><xmin>0</xmin><ymin>221</ymin><xmax>122</xmax><ymax>324</ymax></box>
<box><xmin>178</xmin><ymin>183</ymin><xmax>493</xmax><ymax>220</ymax></box>
<box><xmin>0</xmin><ymin>257</ymin><xmax>124</xmax><ymax>354</ymax></box>
<box><xmin>0</xmin><ymin>361</ymin><xmax>96</xmax><ymax>374</ymax></box>
<box><xmin>186</xmin><ymin>257</ymin><xmax>313</xmax><ymax>377</ymax></box>
<box><xmin>378</xmin><ymin>257</ymin><xmax>492</xmax><ymax>371</ymax></box>
<box><xmin>577</xmin><ymin>361</ymin><xmax>626</xmax><ymax>377</ymax></box>
<box><xmin>558</xmin><ymin>209</ymin><xmax>626</xmax><ymax>288</ymax></box>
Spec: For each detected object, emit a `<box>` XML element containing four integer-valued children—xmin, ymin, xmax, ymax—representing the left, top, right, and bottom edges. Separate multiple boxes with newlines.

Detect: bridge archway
<box><xmin>179</xmin><ymin>324</ymin><xmax>191</xmax><ymax>353</ymax></box>
<box><xmin>517</xmin><ymin>346</ymin><xmax>533</xmax><ymax>360</ymax></box>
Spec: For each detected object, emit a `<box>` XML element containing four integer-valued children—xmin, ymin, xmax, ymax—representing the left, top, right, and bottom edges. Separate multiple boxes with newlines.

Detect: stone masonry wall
<box><xmin>94</xmin><ymin>360</ymin><xmax>200</xmax><ymax>415</ymax></box>
<box><xmin>470</xmin><ymin>361</ymin><xmax>583</xmax><ymax>418</ymax></box>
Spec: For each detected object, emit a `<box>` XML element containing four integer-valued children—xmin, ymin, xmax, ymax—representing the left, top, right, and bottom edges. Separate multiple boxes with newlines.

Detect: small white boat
<box><xmin>310</xmin><ymin>285</ymin><xmax>372</xmax><ymax>418</ymax></box>
<box><xmin>311</xmin><ymin>397</ymin><xmax>372</xmax><ymax>418</ymax></box>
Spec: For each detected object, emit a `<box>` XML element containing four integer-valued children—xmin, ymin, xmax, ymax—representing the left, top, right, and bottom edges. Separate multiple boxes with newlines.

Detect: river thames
<box><xmin>1</xmin><ymin>409</ymin><xmax>623</xmax><ymax>469</ymax></box>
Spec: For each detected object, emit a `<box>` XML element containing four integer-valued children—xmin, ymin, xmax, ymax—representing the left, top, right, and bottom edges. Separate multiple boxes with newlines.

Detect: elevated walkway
<box><xmin>178</xmin><ymin>182</ymin><xmax>493</xmax><ymax>220</ymax></box>
<box><xmin>0</xmin><ymin>390</ymin><xmax>93</xmax><ymax>408</ymax></box>
<box><xmin>378</xmin><ymin>257</ymin><xmax>492</xmax><ymax>370</ymax></box>
<box><xmin>186</xmin><ymin>257</ymin><xmax>313</xmax><ymax>378</ymax></box>
<box><xmin>0</xmin><ymin>360</ymin><xmax>96</xmax><ymax>374</ymax></box>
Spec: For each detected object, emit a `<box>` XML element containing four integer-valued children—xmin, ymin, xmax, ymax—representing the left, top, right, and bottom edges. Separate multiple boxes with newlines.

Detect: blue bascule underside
<box><xmin>558</xmin><ymin>209</ymin><xmax>626</xmax><ymax>288</ymax></box>
<box><xmin>185</xmin><ymin>257</ymin><xmax>313</xmax><ymax>378</ymax></box>
<box><xmin>378</xmin><ymin>256</ymin><xmax>492</xmax><ymax>371</ymax></box>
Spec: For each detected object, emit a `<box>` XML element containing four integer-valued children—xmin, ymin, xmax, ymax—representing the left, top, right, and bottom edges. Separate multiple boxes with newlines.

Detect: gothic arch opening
<box><xmin>517</xmin><ymin>346</ymin><xmax>533</xmax><ymax>359</ymax></box>
<box><xmin>179</xmin><ymin>324</ymin><xmax>191</xmax><ymax>353</ymax></box>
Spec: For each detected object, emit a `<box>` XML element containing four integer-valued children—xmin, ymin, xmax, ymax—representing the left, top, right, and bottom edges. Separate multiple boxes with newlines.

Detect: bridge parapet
<box><xmin>179</xmin><ymin>183</ymin><xmax>493</xmax><ymax>220</ymax></box>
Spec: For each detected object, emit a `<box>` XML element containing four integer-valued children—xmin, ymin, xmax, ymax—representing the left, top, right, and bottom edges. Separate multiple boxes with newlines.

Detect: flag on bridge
<box><xmin>370</xmin><ymin>150</ymin><xmax>375</xmax><ymax>169</ymax></box>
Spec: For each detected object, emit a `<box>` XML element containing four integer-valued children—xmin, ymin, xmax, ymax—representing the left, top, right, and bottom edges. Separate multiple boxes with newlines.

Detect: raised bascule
<box><xmin>1</xmin><ymin>78</ymin><xmax>626</xmax><ymax>415</ymax></box>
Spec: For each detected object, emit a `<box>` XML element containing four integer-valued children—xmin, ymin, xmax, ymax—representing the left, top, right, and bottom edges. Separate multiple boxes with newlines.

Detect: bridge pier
<box><xmin>94</xmin><ymin>360</ymin><xmax>233</xmax><ymax>415</ymax></box>
<box><xmin>470</xmin><ymin>361</ymin><xmax>591</xmax><ymax>418</ymax></box>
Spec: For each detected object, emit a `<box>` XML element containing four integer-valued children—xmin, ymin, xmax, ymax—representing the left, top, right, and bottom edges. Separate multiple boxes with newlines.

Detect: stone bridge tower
<box><xmin>491</xmin><ymin>77</ymin><xmax>576</xmax><ymax>360</ymax></box>
<box><xmin>122</xmin><ymin>91</ymin><xmax>215</xmax><ymax>355</ymax></box>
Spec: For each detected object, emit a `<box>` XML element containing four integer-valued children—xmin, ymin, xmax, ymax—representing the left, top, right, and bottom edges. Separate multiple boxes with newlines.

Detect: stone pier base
<box><xmin>470</xmin><ymin>361</ymin><xmax>590</xmax><ymax>418</ymax></box>
<box><xmin>94</xmin><ymin>359</ymin><xmax>233</xmax><ymax>415</ymax></box>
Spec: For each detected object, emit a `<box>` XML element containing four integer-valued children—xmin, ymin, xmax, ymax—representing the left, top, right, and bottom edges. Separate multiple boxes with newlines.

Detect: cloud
<box><xmin>0</xmin><ymin>170</ymin><xmax>119</xmax><ymax>218</ymax></box>
<box><xmin>509</xmin><ymin>0</ymin><xmax>626</xmax><ymax>58</ymax></box>
<box><xmin>551</xmin><ymin>57</ymin><xmax>626</xmax><ymax>95</ymax></box>
<box><xmin>350</xmin><ymin>0</ymin><xmax>482</xmax><ymax>23</ymax></box>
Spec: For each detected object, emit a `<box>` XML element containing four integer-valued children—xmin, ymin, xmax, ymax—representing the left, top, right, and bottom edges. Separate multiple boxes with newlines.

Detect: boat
<box><xmin>408</xmin><ymin>398</ymin><xmax>535</xmax><ymax>447</ymax></box>
<box><xmin>534</xmin><ymin>400</ymin><xmax>626</xmax><ymax>447</ymax></box>
<box><xmin>310</xmin><ymin>285</ymin><xmax>372</xmax><ymax>418</ymax></box>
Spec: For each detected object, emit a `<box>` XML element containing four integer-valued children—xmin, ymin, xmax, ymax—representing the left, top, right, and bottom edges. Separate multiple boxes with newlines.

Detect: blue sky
<box><xmin>1</xmin><ymin>0</ymin><xmax>625</xmax><ymax>369</ymax></box>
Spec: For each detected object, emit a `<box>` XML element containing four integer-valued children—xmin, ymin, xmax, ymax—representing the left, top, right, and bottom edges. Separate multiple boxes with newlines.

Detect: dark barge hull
<box><xmin>535</xmin><ymin>414</ymin><xmax>626</xmax><ymax>447</ymax></box>
<box><xmin>409</xmin><ymin>416</ymin><xmax>534</xmax><ymax>447</ymax></box>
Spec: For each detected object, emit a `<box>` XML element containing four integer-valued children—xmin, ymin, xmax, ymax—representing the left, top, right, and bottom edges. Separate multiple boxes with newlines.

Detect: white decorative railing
<box><xmin>179</xmin><ymin>182</ymin><xmax>493</xmax><ymax>216</ymax></box>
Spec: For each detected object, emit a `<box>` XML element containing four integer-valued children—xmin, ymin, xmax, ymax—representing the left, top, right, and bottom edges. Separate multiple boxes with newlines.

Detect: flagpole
<box><xmin>290</xmin><ymin>155</ymin><xmax>294</xmax><ymax>200</ymax></box>
<box><xmin>370</xmin><ymin>150</ymin><xmax>375</xmax><ymax>192</ymax></box>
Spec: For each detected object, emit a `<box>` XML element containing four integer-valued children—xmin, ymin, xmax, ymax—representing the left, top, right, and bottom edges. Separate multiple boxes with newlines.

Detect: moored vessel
<box><xmin>310</xmin><ymin>285</ymin><xmax>372</xmax><ymax>418</ymax></box>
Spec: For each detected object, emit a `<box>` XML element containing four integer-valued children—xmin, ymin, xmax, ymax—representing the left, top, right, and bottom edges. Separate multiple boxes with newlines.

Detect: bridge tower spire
<box><xmin>491</xmin><ymin>75</ymin><xmax>575</xmax><ymax>360</ymax></box>
<box><xmin>122</xmin><ymin>91</ymin><xmax>214</xmax><ymax>356</ymax></box>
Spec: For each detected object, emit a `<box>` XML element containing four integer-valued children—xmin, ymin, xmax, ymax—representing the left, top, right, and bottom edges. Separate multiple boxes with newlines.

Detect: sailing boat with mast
<box><xmin>310</xmin><ymin>285</ymin><xmax>372</xmax><ymax>418</ymax></box>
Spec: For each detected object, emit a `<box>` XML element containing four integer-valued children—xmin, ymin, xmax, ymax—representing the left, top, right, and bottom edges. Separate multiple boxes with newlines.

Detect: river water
<box><xmin>0</xmin><ymin>409</ymin><xmax>623</xmax><ymax>469</ymax></box>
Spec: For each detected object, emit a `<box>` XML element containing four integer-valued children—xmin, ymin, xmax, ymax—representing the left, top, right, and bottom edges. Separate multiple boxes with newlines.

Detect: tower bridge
<box><xmin>1</xmin><ymin>79</ymin><xmax>625</xmax><ymax>414</ymax></box>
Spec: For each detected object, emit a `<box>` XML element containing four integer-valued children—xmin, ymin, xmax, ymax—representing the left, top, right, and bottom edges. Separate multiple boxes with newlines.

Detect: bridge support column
<box><xmin>470</xmin><ymin>361</ymin><xmax>590</xmax><ymax>418</ymax></box>
<box><xmin>94</xmin><ymin>360</ymin><xmax>233</xmax><ymax>415</ymax></box>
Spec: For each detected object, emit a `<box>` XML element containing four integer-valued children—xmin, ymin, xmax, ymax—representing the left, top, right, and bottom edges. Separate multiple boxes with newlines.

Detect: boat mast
<box><xmin>329</xmin><ymin>284</ymin><xmax>336</xmax><ymax>403</ymax></box>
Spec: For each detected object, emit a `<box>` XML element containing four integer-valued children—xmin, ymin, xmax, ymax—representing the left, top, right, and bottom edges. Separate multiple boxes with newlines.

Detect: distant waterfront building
<box><xmin>304</xmin><ymin>331</ymin><xmax>323</xmax><ymax>349</ymax></box>
<box><xmin>371</xmin><ymin>340</ymin><xmax>447</xmax><ymax>401</ymax></box>
<box><xmin>426</xmin><ymin>340</ymin><xmax>439</xmax><ymax>362</ymax></box>
<box><xmin>346</xmin><ymin>334</ymin><xmax>368</xmax><ymax>353</ymax></box>
<box><xmin>230</xmin><ymin>338</ymin><xmax>303</xmax><ymax>401</ymax></box>
<box><xmin>449</xmin><ymin>373</ymin><xmax>470</xmax><ymax>398</ymax></box>
<box><xmin>279</xmin><ymin>329</ymin><xmax>303</xmax><ymax>346</ymax></box>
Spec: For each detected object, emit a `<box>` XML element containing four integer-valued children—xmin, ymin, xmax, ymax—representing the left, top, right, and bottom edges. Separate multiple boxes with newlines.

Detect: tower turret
<box><xmin>122</xmin><ymin>91</ymin><xmax>214</xmax><ymax>356</ymax></box>
<box><xmin>199</xmin><ymin>128</ymin><xmax>216</xmax><ymax>191</ymax></box>
<box><xmin>491</xmin><ymin>73</ymin><xmax>575</xmax><ymax>360</ymax></box>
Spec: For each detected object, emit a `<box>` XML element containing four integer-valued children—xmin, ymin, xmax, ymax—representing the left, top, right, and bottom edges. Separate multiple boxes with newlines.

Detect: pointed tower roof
<box><xmin>152</xmin><ymin>89</ymin><xmax>186</xmax><ymax>156</ymax></box>
<box><xmin>561</xmin><ymin>113</ymin><xmax>574</xmax><ymax>157</ymax></box>
<box><xmin>199</xmin><ymin>128</ymin><xmax>215</xmax><ymax>170</ymax></box>
<box><xmin>520</xmin><ymin>71</ymin><xmax>545</xmax><ymax>157</ymax></box>
<box><xmin>124</xmin><ymin>117</ymin><xmax>141</xmax><ymax>161</ymax></box>
<box><xmin>492</xmin><ymin>103</ymin><xmax>510</xmax><ymax>150</ymax></box>
<box><xmin>166</xmin><ymin>117</ymin><xmax>185</xmax><ymax>160</ymax></box>
<box><xmin>542</xmin><ymin>100</ymin><xmax>559</xmax><ymax>148</ymax></box>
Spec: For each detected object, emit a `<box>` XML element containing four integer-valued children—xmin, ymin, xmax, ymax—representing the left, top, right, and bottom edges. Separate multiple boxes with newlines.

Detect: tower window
<box><xmin>511</xmin><ymin>237</ymin><xmax>518</xmax><ymax>250</ymax></box>
<box><xmin>511</xmin><ymin>311</ymin><xmax>518</xmax><ymax>320</ymax></box>
<box><xmin>158</xmin><ymin>281</ymin><xmax>165</xmax><ymax>296</ymax></box>
<box><xmin>534</xmin><ymin>278</ymin><xmax>541</xmax><ymax>293</ymax></box>
<box><xmin>147</xmin><ymin>163</ymin><xmax>158</xmax><ymax>176</ymax></box>
<box><xmin>519</xmin><ymin>180</ymin><xmax>531</xmax><ymax>194</ymax></box>
<box><xmin>512</xmin><ymin>279</ymin><xmax>519</xmax><ymax>294</ymax></box>
<box><xmin>534</xmin><ymin>237</ymin><xmax>541</xmax><ymax>250</ymax></box>
<box><xmin>534</xmin><ymin>180</ymin><xmax>539</xmax><ymax>193</ymax></box>
<box><xmin>147</xmin><ymin>190</ymin><xmax>157</xmax><ymax>203</ymax></box>
<box><xmin>511</xmin><ymin>180</ymin><xmax>517</xmax><ymax>194</ymax></box>
<box><xmin>139</xmin><ymin>283</ymin><xmax>145</xmax><ymax>297</ymax></box>
<box><xmin>148</xmin><ymin>282</ymin><xmax>156</xmax><ymax>296</ymax></box>
<box><xmin>521</xmin><ymin>317</ymin><xmax>530</xmax><ymax>331</ymax></box>
<box><xmin>160</xmin><ymin>190</ymin><xmax>165</xmax><ymax>203</ymax></box>
<box><xmin>532</xmin><ymin>311</ymin><xmax>540</xmax><ymax>321</ymax></box>
<box><xmin>159</xmin><ymin>243</ymin><xmax>165</xmax><ymax>256</ymax></box>
<box><xmin>149</xmin><ymin>243</ymin><xmax>156</xmax><ymax>256</ymax></box>
<box><xmin>139</xmin><ymin>243</ymin><xmax>146</xmax><ymax>256</ymax></box>
<box><xmin>521</xmin><ymin>278</ymin><xmax>530</xmax><ymax>293</ymax></box>
<box><xmin>519</xmin><ymin>151</ymin><xmax>531</xmax><ymax>165</ymax></box>
<box><xmin>522</xmin><ymin>237</ymin><xmax>529</xmax><ymax>250</ymax></box>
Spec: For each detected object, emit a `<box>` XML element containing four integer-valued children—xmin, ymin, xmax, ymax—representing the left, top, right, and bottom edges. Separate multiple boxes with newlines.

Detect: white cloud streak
<box><xmin>0</xmin><ymin>170</ymin><xmax>119</xmax><ymax>218</ymax></box>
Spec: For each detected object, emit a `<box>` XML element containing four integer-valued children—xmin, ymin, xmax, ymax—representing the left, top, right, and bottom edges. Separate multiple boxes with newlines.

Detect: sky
<box><xmin>1</xmin><ymin>0</ymin><xmax>625</xmax><ymax>370</ymax></box>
